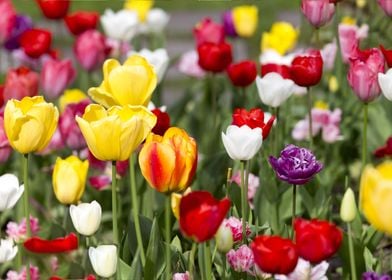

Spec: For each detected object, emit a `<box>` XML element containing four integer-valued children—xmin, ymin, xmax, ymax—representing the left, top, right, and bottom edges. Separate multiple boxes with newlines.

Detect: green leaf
<box><xmin>363</xmin><ymin>247</ymin><xmax>378</xmax><ymax>271</ymax></box>
<box><xmin>144</xmin><ymin>218</ymin><xmax>165</xmax><ymax>280</ymax></box>
<box><xmin>129</xmin><ymin>250</ymin><xmax>143</xmax><ymax>279</ymax></box>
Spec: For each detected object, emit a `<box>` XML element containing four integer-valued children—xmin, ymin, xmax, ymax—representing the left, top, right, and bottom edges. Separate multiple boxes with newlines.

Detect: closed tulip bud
<box><xmin>19</xmin><ymin>28</ymin><xmax>52</xmax><ymax>59</ymax></box>
<box><xmin>215</xmin><ymin>224</ymin><xmax>233</xmax><ymax>253</ymax></box>
<box><xmin>36</xmin><ymin>0</ymin><xmax>70</xmax><ymax>20</ymax></box>
<box><xmin>0</xmin><ymin>239</ymin><xmax>18</xmax><ymax>263</ymax></box>
<box><xmin>227</xmin><ymin>60</ymin><xmax>257</xmax><ymax>87</ymax></box>
<box><xmin>197</xmin><ymin>42</ymin><xmax>232</xmax><ymax>73</ymax></box>
<box><xmin>70</xmin><ymin>201</ymin><xmax>101</xmax><ymax>236</ymax></box>
<box><xmin>3</xmin><ymin>66</ymin><xmax>39</xmax><ymax>101</ymax></box>
<box><xmin>340</xmin><ymin>188</ymin><xmax>357</xmax><ymax>223</ymax></box>
<box><xmin>0</xmin><ymin>174</ymin><xmax>24</xmax><ymax>211</ymax></box>
<box><xmin>53</xmin><ymin>156</ymin><xmax>89</xmax><ymax>205</ymax></box>
<box><xmin>261</xmin><ymin>21</ymin><xmax>298</xmax><ymax>55</ymax></box>
<box><xmin>64</xmin><ymin>11</ymin><xmax>99</xmax><ymax>36</ymax></box>
<box><xmin>301</xmin><ymin>0</ymin><xmax>335</xmax><ymax>28</ymax></box>
<box><xmin>256</xmin><ymin>73</ymin><xmax>295</xmax><ymax>108</ymax></box>
<box><xmin>101</xmin><ymin>9</ymin><xmax>138</xmax><ymax>42</ymax></box>
<box><xmin>4</xmin><ymin>96</ymin><xmax>59</xmax><ymax>154</ymax></box>
<box><xmin>146</xmin><ymin>8</ymin><xmax>170</xmax><ymax>33</ymax></box>
<box><xmin>124</xmin><ymin>0</ymin><xmax>153</xmax><ymax>22</ymax></box>
<box><xmin>89</xmin><ymin>245</ymin><xmax>117</xmax><ymax>278</ymax></box>
<box><xmin>232</xmin><ymin>5</ymin><xmax>258</xmax><ymax>37</ymax></box>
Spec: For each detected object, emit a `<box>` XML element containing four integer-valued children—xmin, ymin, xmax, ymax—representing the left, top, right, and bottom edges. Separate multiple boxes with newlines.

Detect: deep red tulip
<box><xmin>24</xmin><ymin>233</ymin><xmax>78</xmax><ymax>254</ymax></box>
<box><xmin>380</xmin><ymin>45</ymin><xmax>392</xmax><ymax>68</ymax></box>
<box><xmin>232</xmin><ymin>108</ymin><xmax>275</xmax><ymax>140</ymax></box>
<box><xmin>151</xmin><ymin>108</ymin><xmax>170</xmax><ymax>136</ymax></box>
<box><xmin>294</xmin><ymin>218</ymin><xmax>343</xmax><ymax>263</ymax></box>
<box><xmin>227</xmin><ymin>60</ymin><xmax>257</xmax><ymax>87</ymax></box>
<box><xmin>19</xmin><ymin>28</ymin><xmax>52</xmax><ymax>58</ymax></box>
<box><xmin>193</xmin><ymin>17</ymin><xmax>225</xmax><ymax>47</ymax></box>
<box><xmin>197</xmin><ymin>42</ymin><xmax>232</xmax><ymax>73</ymax></box>
<box><xmin>3</xmin><ymin>66</ymin><xmax>39</xmax><ymax>101</ymax></box>
<box><xmin>374</xmin><ymin>137</ymin><xmax>392</xmax><ymax>158</ymax></box>
<box><xmin>36</xmin><ymin>0</ymin><xmax>70</xmax><ymax>20</ymax></box>
<box><xmin>251</xmin><ymin>235</ymin><xmax>298</xmax><ymax>275</ymax></box>
<box><xmin>290</xmin><ymin>50</ymin><xmax>323</xmax><ymax>87</ymax></box>
<box><xmin>64</xmin><ymin>11</ymin><xmax>99</xmax><ymax>36</ymax></box>
<box><xmin>261</xmin><ymin>63</ymin><xmax>291</xmax><ymax>79</ymax></box>
<box><xmin>179</xmin><ymin>191</ymin><xmax>230</xmax><ymax>243</ymax></box>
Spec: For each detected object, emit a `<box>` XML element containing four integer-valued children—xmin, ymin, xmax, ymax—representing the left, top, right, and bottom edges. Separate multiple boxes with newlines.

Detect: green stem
<box><xmin>204</xmin><ymin>241</ymin><xmax>212</xmax><ymax>280</ymax></box>
<box><xmin>165</xmin><ymin>195</ymin><xmax>171</xmax><ymax>280</ymax></box>
<box><xmin>129</xmin><ymin>155</ymin><xmax>146</xmax><ymax>266</ymax></box>
<box><xmin>362</xmin><ymin>103</ymin><xmax>368</xmax><ymax>171</ymax></box>
<box><xmin>292</xmin><ymin>184</ymin><xmax>297</xmax><ymax>240</ymax></box>
<box><xmin>221</xmin><ymin>253</ymin><xmax>227</xmax><ymax>280</ymax></box>
<box><xmin>111</xmin><ymin>161</ymin><xmax>119</xmax><ymax>279</ymax></box>
<box><xmin>273</xmin><ymin>107</ymin><xmax>279</xmax><ymax>155</ymax></box>
<box><xmin>188</xmin><ymin>242</ymin><xmax>197</xmax><ymax>278</ymax></box>
<box><xmin>307</xmin><ymin>88</ymin><xmax>313</xmax><ymax>149</ymax></box>
<box><xmin>347</xmin><ymin>223</ymin><xmax>357</xmax><ymax>280</ymax></box>
<box><xmin>62</xmin><ymin>205</ymin><xmax>68</xmax><ymax>229</ymax></box>
<box><xmin>240</xmin><ymin>161</ymin><xmax>248</xmax><ymax>244</ymax></box>
<box><xmin>22</xmin><ymin>153</ymin><xmax>31</xmax><ymax>280</ymax></box>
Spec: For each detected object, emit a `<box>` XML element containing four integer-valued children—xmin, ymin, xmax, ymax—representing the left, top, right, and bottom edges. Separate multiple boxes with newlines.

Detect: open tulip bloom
<box><xmin>0</xmin><ymin>174</ymin><xmax>24</xmax><ymax>211</ymax></box>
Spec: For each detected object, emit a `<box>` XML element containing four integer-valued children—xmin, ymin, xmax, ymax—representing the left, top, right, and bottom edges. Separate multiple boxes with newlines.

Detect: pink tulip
<box><xmin>223</xmin><ymin>217</ymin><xmax>251</xmax><ymax>242</ymax></box>
<box><xmin>193</xmin><ymin>18</ymin><xmax>225</xmax><ymax>47</ymax></box>
<box><xmin>6</xmin><ymin>265</ymin><xmax>40</xmax><ymax>280</ymax></box>
<box><xmin>301</xmin><ymin>0</ymin><xmax>335</xmax><ymax>28</ymax></box>
<box><xmin>338</xmin><ymin>23</ymin><xmax>368</xmax><ymax>63</ymax></box>
<box><xmin>0</xmin><ymin>0</ymin><xmax>16</xmax><ymax>43</ymax></box>
<box><xmin>89</xmin><ymin>175</ymin><xmax>111</xmax><ymax>191</ymax></box>
<box><xmin>347</xmin><ymin>48</ymin><xmax>385</xmax><ymax>102</ymax></box>
<box><xmin>40</xmin><ymin>58</ymin><xmax>76</xmax><ymax>99</ymax></box>
<box><xmin>227</xmin><ymin>245</ymin><xmax>254</xmax><ymax>273</ymax></box>
<box><xmin>0</xmin><ymin>116</ymin><xmax>12</xmax><ymax>163</ymax></box>
<box><xmin>74</xmin><ymin>30</ymin><xmax>111</xmax><ymax>72</ymax></box>
<box><xmin>172</xmin><ymin>272</ymin><xmax>190</xmax><ymax>280</ymax></box>
<box><xmin>320</xmin><ymin>40</ymin><xmax>337</xmax><ymax>71</ymax></box>
<box><xmin>378</xmin><ymin>0</ymin><xmax>392</xmax><ymax>17</ymax></box>
<box><xmin>231</xmin><ymin>171</ymin><xmax>260</xmax><ymax>209</ymax></box>
<box><xmin>3</xmin><ymin>66</ymin><xmax>39</xmax><ymax>101</ymax></box>
<box><xmin>177</xmin><ymin>50</ymin><xmax>206</xmax><ymax>78</ymax></box>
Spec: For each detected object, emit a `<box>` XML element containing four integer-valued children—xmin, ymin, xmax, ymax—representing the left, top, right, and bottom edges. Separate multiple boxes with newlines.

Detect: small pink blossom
<box><xmin>177</xmin><ymin>50</ymin><xmax>205</xmax><ymax>78</ymax></box>
<box><xmin>6</xmin><ymin>216</ymin><xmax>40</xmax><ymax>242</ymax></box>
<box><xmin>89</xmin><ymin>175</ymin><xmax>111</xmax><ymax>191</ymax></box>
<box><xmin>320</xmin><ymin>40</ymin><xmax>337</xmax><ymax>71</ymax></box>
<box><xmin>50</xmin><ymin>256</ymin><xmax>59</xmax><ymax>273</ymax></box>
<box><xmin>172</xmin><ymin>271</ymin><xmax>190</xmax><ymax>280</ymax></box>
<box><xmin>6</xmin><ymin>265</ymin><xmax>40</xmax><ymax>280</ymax></box>
<box><xmin>227</xmin><ymin>245</ymin><xmax>254</xmax><ymax>273</ymax></box>
<box><xmin>223</xmin><ymin>217</ymin><xmax>251</xmax><ymax>242</ymax></box>
<box><xmin>231</xmin><ymin>172</ymin><xmax>260</xmax><ymax>209</ymax></box>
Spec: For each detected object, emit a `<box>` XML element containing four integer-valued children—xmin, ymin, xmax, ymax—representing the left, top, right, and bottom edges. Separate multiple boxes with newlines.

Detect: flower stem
<box><xmin>22</xmin><ymin>153</ymin><xmax>31</xmax><ymax>280</ymax></box>
<box><xmin>165</xmin><ymin>195</ymin><xmax>171</xmax><ymax>280</ymax></box>
<box><xmin>129</xmin><ymin>155</ymin><xmax>146</xmax><ymax>266</ymax></box>
<box><xmin>111</xmin><ymin>162</ymin><xmax>119</xmax><ymax>246</ymax></box>
<box><xmin>307</xmin><ymin>88</ymin><xmax>313</xmax><ymax>149</ymax></box>
<box><xmin>240</xmin><ymin>161</ymin><xmax>248</xmax><ymax>244</ymax></box>
<box><xmin>204</xmin><ymin>241</ymin><xmax>212</xmax><ymax>280</ymax></box>
<box><xmin>291</xmin><ymin>184</ymin><xmax>297</xmax><ymax>240</ymax></box>
<box><xmin>347</xmin><ymin>223</ymin><xmax>357</xmax><ymax>280</ymax></box>
<box><xmin>188</xmin><ymin>242</ymin><xmax>197</xmax><ymax>278</ymax></box>
<box><xmin>362</xmin><ymin>103</ymin><xmax>368</xmax><ymax>171</ymax></box>
<box><xmin>273</xmin><ymin>107</ymin><xmax>279</xmax><ymax>155</ymax></box>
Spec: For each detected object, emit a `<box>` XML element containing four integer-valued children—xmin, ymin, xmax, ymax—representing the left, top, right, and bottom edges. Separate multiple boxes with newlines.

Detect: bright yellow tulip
<box><xmin>360</xmin><ymin>162</ymin><xmax>392</xmax><ymax>235</ymax></box>
<box><xmin>59</xmin><ymin>89</ymin><xmax>88</xmax><ymax>112</ymax></box>
<box><xmin>124</xmin><ymin>0</ymin><xmax>154</xmax><ymax>22</ymax></box>
<box><xmin>261</xmin><ymin>21</ymin><xmax>298</xmax><ymax>55</ymax></box>
<box><xmin>53</xmin><ymin>155</ymin><xmax>89</xmax><ymax>204</ymax></box>
<box><xmin>232</xmin><ymin>5</ymin><xmax>258</xmax><ymax>38</ymax></box>
<box><xmin>76</xmin><ymin>104</ymin><xmax>157</xmax><ymax>161</ymax></box>
<box><xmin>88</xmin><ymin>55</ymin><xmax>157</xmax><ymax>108</ymax></box>
<box><xmin>4</xmin><ymin>96</ymin><xmax>59</xmax><ymax>154</ymax></box>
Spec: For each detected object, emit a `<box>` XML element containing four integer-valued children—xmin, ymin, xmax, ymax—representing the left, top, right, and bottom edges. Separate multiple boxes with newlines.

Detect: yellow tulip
<box><xmin>328</xmin><ymin>76</ymin><xmax>339</xmax><ymax>93</ymax></box>
<box><xmin>232</xmin><ymin>5</ymin><xmax>258</xmax><ymax>37</ymax></box>
<box><xmin>59</xmin><ymin>89</ymin><xmax>88</xmax><ymax>112</ymax></box>
<box><xmin>360</xmin><ymin>162</ymin><xmax>392</xmax><ymax>235</ymax></box>
<box><xmin>124</xmin><ymin>0</ymin><xmax>154</xmax><ymax>22</ymax></box>
<box><xmin>76</xmin><ymin>104</ymin><xmax>157</xmax><ymax>161</ymax></box>
<box><xmin>171</xmin><ymin>188</ymin><xmax>191</xmax><ymax>219</ymax></box>
<box><xmin>261</xmin><ymin>21</ymin><xmax>298</xmax><ymax>55</ymax></box>
<box><xmin>4</xmin><ymin>96</ymin><xmax>59</xmax><ymax>154</ymax></box>
<box><xmin>88</xmin><ymin>55</ymin><xmax>157</xmax><ymax>108</ymax></box>
<box><xmin>53</xmin><ymin>155</ymin><xmax>89</xmax><ymax>204</ymax></box>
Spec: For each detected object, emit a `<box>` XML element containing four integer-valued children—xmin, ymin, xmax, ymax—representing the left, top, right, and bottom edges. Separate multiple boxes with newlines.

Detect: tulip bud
<box><xmin>69</xmin><ymin>201</ymin><xmax>102</xmax><ymax>236</ymax></box>
<box><xmin>215</xmin><ymin>224</ymin><xmax>233</xmax><ymax>253</ymax></box>
<box><xmin>0</xmin><ymin>239</ymin><xmax>18</xmax><ymax>263</ymax></box>
<box><xmin>89</xmin><ymin>245</ymin><xmax>117</xmax><ymax>278</ymax></box>
<box><xmin>340</xmin><ymin>188</ymin><xmax>357</xmax><ymax>223</ymax></box>
<box><xmin>0</xmin><ymin>174</ymin><xmax>24</xmax><ymax>211</ymax></box>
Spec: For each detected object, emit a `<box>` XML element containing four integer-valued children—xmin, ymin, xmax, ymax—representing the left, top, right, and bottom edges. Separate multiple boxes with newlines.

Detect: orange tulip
<box><xmin>139</xmin><ymin>127</ymin><xmax>197</xmax><ymax>193</ymax></box>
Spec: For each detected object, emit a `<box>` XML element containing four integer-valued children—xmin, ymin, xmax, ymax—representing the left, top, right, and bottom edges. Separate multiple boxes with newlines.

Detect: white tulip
<box><xmin>0</xmin><ymin>174</ymin><xmax>24</xmax><ymax>211</ymax></box>
<box><xmin>146</xmin><ymin>8</ymin><xmax>170</xmax><ymax>33</ymax></box>
<box><xmin>221</xmin><ymin>125</ymin><xmax>263</xmax><ymax>161</ymax></box>
<box><xmin>259</xmin><ymin>49</ymin><xmax>294</xmax><ymax>66</ymax></box>
<box><xmin>0</xmin><ymin>239</ymin><xmax>18</xmax><ymax>263</ymax></box>
<box><xmin>89</xmin><ymin>245</ymin><xmax>117</xmax><ymax>278</ymax></box>
<box><xmin>256</xmin><ymin>73</ymin><xmax>295</xmax><ymax>108</ymax></box>
<box><xmin>378</xmin><ymin>69</ymin><xmax>392</xmax><ymax>101</ymax></box>
<box><xmin>70</xmin><ymin>201</ymin><xmax>102</xmax><ymax>236</ymax></box>
<box><xmin>128</xmin><ymin>48</ymin><xmax>169</xmax><ymax>82</ymax></box>
<box><xmin>101</xmin><ymin>9</ymin><xmax>139</xmax><ymax>41</ymax></box>
<box><xmin>275</xmin><ymin>258</ymin><xmax>329</xmax><ymax>280</ymax></box>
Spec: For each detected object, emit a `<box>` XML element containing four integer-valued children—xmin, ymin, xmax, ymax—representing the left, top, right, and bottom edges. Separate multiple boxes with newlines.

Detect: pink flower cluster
<box><xmin>227</xmin><ymin>245</ymin><xmax>254</xmax><ymax>273</ymax></box>
<box><xmin>6</xmin><ymin>265</ymin><xmax>40</xmax><ymax>280</ymax></box>
<box><xmin>231</xmin><ymin>172</ymin><xmax>259</xmax><ymax>209</ymax></box>
<box><xmin>223</xmin><ymin>217</ymin><xmax>251</xmax><ymax>242</ymax></box>
<box><xmin>6</xmin><ymin>216</ymin><xmax>40</xmax><ymax>242</ymax></box>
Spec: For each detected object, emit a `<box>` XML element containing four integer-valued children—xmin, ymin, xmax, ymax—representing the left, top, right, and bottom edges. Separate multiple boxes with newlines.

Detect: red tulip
<box><xmin>197</xmin><ymin>42</ymin><xmax>232</xmax><ymax>73</ymax></box>
<box><xmin>227</xmin><ymin>60</ymin><xmax>257</xmax><ymax>87</ymax></box>
<box><xmin>3</xmin><ymin>66</ymin><xmax>39</xmax><ymax>101</ymax></box>
<box><xmin>290</xmin><ymin>50</ymin><xmax>323</xmax><ymax>87</ymax></box>
<box><xmin>380</xmin><ymin>45</ymin><xmax>392</xmax><ymax>68</ymax></box>
<box><xmin>151</xmin><ymin>108</ymin><xmax>170</xmax><ymax>136</ymax></box>
<box><xmin>19</xmin><ymin>28</ymin><xmax>52</xmax><ymax>58</ymax></box>
<box><xmin>261</xmin><ymin>63</ymin><xmax>291</xmax><ymax>79</ymax></box>
<box><xmin>36</xmin><ymin>0</ymin><xmax>70</xmax><ymax>20</ymax></box>
<box><xmin>24</xmin><ymin>233</ymin><xmax>78</xmax><ymax>253</ymax></box>
<box><xmin>232</xmin><ymin>108</ymin><xmax>275</xmax><ymax>140</ymax></box>
<box><xmin>294</xmin><ymin>218</ymin><xmax>343</xmax><ymax>263</ymax></box>
<box><xmin>251</xmin><ymin>235</ymin><xmax>298</xmax><ymax>275</ymax></box>
<box><xmin>64</xmin><ymin>11</ymin><xmax>99</xmax><ymax>36</ymax></box>
<box><xmin>179</xmin><ymin>191</ymin><xmax>230</xmax><ymax>242</ymax></box>
<box><xmin>193</xmin><ymin>17</ymin><xmax>225</xmax><ymax>47</ymax></box>
<box><xmin>374</xmin><ymin>137</ymin><xmax>392</xmax><ymax>158</ymax></box>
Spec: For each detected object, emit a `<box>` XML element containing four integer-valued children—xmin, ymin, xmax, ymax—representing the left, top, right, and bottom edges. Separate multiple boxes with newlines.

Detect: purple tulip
<box><xmin>362</xmin><ymin>272</ymin><xmax>392</xmax><ymax>280</ymax></box>
<box><xmin>222</xmin><ymin>11</ymin><xmax>237</xmax><ymax>37</ymax></box>
<box><xmin>269</xmin><ymin>144</ymin><xmax>323</xmax><ymax>185</ymax></box>
<box><xmin>4</xmin><ymin>15</ymin><xmax>33</xmax><ymax>51</ymax></box>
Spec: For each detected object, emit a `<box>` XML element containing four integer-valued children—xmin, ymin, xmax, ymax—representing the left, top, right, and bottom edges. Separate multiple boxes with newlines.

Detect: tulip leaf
<box><xmin>363</xmin><ymin>247</ymin><xmax>379</xmax><ymax>271</ymax></box>
<box><xmin>144</xmin><ymin>218</ymin><xmax>165</xmax><ymax>280</ymax></box>
<box><xmin>119</xmin><ymin>258</ymin><xmax>132</xmax><ymax>279</ymax></box>
<box><xmin>338</xmin><ymin>230</ymin><xmax>366</xmax><ymax>279</ymax></box>
<box><xmin>127</xmin><ymin>215</ymin><xmax>153</xmax><ymax>257</ymax></box>
<box><xmin>129</xmin><ymin>249</ymin><xmax>143</xmax><ymax>279</ymax></box>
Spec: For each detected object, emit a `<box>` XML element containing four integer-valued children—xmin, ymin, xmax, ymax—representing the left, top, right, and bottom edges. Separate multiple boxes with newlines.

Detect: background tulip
<box><xmin>145</xmin><ymin>8</ymin><xmax>170</xmax><ymax>33</ymax></box>
<box><xmin>36</xmin><ymin>0</ymin><xmax>70</xmax><ymax>20</ymax></box>
<box><xmin>0</xmin><ymin>174</ymin><xmax>24</xmax><ymax>211</ymax></box>
<box><xmin>374</xmin><ymin>137</ymin><xmax>392</xmax><ymax>158</ymax></box>
<box><xmin>89</xmin><ymin>245</ymin><xmax>117</xmax><ymax>278</ymax></box>
<box><xmin>197</xmin><ymin>42</ymin><xmax>232</xmax><ymax>72</ymax></box>
<box><xmin>3</xmin><ymin>66</ymin><xmax>39</xmax><ymax>101</ymax></box>
<box><xmin>256</xmin><ymin>73</ymin><xmax>295</xmax><ymax>108</ymax></box>
<box><xmin>4</xmin><ymin>15</ymin><xmax>33</xmax><ymax>51</ymax></box>
<box><xmin>301</xmin><ymin>0</ymin><xmax>335</xmax><ymax>28</ymax></box>
<box><xmin>215</xmin><ymin>224</ymin><xmax>233</xmax><ymax>253</ymax></box>
<box><xmin>378</xmin><ymin>0</ymin><xmax>392</xmax><ymax>17</ymax></box>
<box><xmin>227</xmin><ymin>60</ymin><xmax>257</xmax><ymax>87</ymax></box>
<box><xmin>70</xmin><ymin>201</ymin><xmax>102</xmax><ymax>236</ymax></box>
<box><xmin>338</xmin><ymin>22</ymin><xmax>368</xmax><ymax>63</ymax></box>
<box><xmin>4</xmin><ymin>96</ymin><xmax>59</xmax><ymax>154</ymax></box>
<box><xmin>177</xmin><ymin>50</ymin><xmax>206</xmax><ymax>78</ymax></box>
<box><xmin>0</xmin><ymin>239</ymin><xmax>18</xmax><ymax>263</ymax></box>
<box><xmin>193</xmin><ymin>17</ymin><xmax>224</xmax><ymax>46</ymax></box>
<box><xmin>0</xmin><ymin>117</ymin><xmax>12</xmax><ymax>164</ymax></box>
<box><xmin>261</xmin><ymin>63</ymin><xmax>291</xmax><ymax>79</ymax></box>
<box><xmin>19</xmin><ymin>28</ymin><xmax>52</xmax><ymax>58</ymax></box>
<box><xmin>53</xmin><ymin>156</ymin><xmax>89</xmax><ymax>204</ymax></box>
<box><xmin>261</xmin><ymin>21</ymin><xmax>298</xmax><ymax>55</ymax></box>
<box><xmin>151</xmin><ymin>108</ymin><xmax>170</xmax><ymax>136</ymax></box>
<box><xmin>227</xmin><ymin>245</ymin><xmax>254</xmax><ymax>273</ymax></box>
<box><xmin>64</xmin><ymin>11</ymin><xmax>99</xmax><ymax>36</ymax></box>
<box><xmin>59</xmin><ymin>88</ymin><xmax>88</xmax><ymax>112</ymax></box>
<box><xmin>232</xmin><ymin>108</ymin><xmax>275</xmax><ymax>139</ymax></box>
<box><xmin>275</xmin><ymin>258</ymin><xmax>329</xmax><ymax>280</ymax></box>
<box><xmin>101</xmin><ymin>9</ymin><xmax>138</xmax><ymax>42</ymax></box>
<box><xmin>378</xmin><ymin>69</ymin><xmax>392</xmax><ymax>101</ymax></box>
<box><xmin>0</xmin><ymin>0</ymin><xmax>16</xmax><ymax>44</ymax></box>
<box><xmin>290</xmin><ymin>50</ymin><xmax>323</xmax><ymax>87</ymax></box>
<box><xmin>232</xmin><ymin>5</ymin><xmax>258</xmax><ymax>37</ymax></box>
<box><xmin>222</xmin><ymin>10</ymin><xmax>237</xmax><ymax>37</ymax></box>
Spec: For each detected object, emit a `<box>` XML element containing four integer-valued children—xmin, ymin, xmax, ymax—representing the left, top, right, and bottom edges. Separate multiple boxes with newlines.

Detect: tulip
<box><xmin>88</xmin><ymin>55</ymin><xmax>157</xmax><ymax>108</ymax></box>
<box><xmin>76</xmin><ymin>104</ymin><xmax>156</xmax><ymax>161</ymax></box>
<box><xmin>348</xmin><ymin>48</ymin><xmax>385</xmax><ymax>103</ymax></box>
<box><xmin>172</xmin><ymin>272</ymin><xmax>190</xmax><ymax>280</ymax></box>
<box><xmin>139</xmin><ymin>127</ymin><xmax>197</xmax><ymax>193</ymax></box>
<box><xmin>378</xmin><ymin>0</ymin><xmax>392</xmax><ymax>16</ymax></box>
<box><xmin>261</xmin><ymin>63</ymin><xmax>291</xmax><ymax>79</ymax></box>
<box><xmin>261</xmin><ymin>21</ymin><xmax>298</xmax><ymax>55</ymax></box>
<box><xmin>4</xmin><ymin>15</ymin><xmax>33</xmax><ymax>51</ymax></box>
<box><xmin>36</xmin><ymin>0</ymin><xmax>70</xmax><ymax>20</ymax></box>
<box><xmin>380</xmin><ymin>45</ymin><xmax>392</xmax><ymax>68</ymax></box>
<box><xmin>0</xmin><ymin>239</ymin><xmax>17</xmax><ymax>263</ymax></box>
<box><xmin>24</xmin><ymin>233</ymin><xmax>78</xmax><ymax>253</ymax></box>
<box><xmin>301</xmin><ymin>0</ymin><xmax>335</xmax><ymax>28</ymax></box>
<box><xmin>227</xmin><ymin>60</ymin><xmax>257</xmax><ymax>87</ymax></box>
<box><xmin>6</xmin><ymin>216</ymin><xmax>40</xmax><ymax>242</ymax></box>
<box><xmin>251</xmin><ymin>235</ymin><xmax>298</xmax><ymax>275</ymax></box>
<box><xmin>171</xmin><ymin>188</ymin><xmax>191</xmax><ymax>220</ymax></box>
<box><xmin>177</xmin><ymin>50</ymin><xmax>206</xmax><ymax>78</ymax></box>
<box><xmin>69</xmin><ymin>201</ymin><xmax>102</xmax><ymax>236</ymax></box>
<box><xmin>378</xmin><ymin>68</ymin><xmax>392</xmax><ymax>101</ymax></box>
<box><xmin>374</xmin><ymin>137</ymin><xmax>392</xmax><ymax>158</ymax></box>
<box><xmin>226</xmin><ymin>245</ymin><xmax>254</xmax><ymax>273</ymax></box>
<box><xmin>59</xmin><ymin>88</ymin><xmax>88</xmax><ymax>112</ymax></box>
<box><xmin>0</xmin><ymin>0</ymin><xmax>16</xmax><ymax>44</ymax></box>
<box><xmin>4</xmin><ymin>96</ymin><xmax>59</xmax><ymax>154</ymax></box>
<box><xmin>89</xmin><ymin>245</ymin><xmax>117</xmax><ymax>278</ymax></box>
<box><xmin>338</xmin><ymin>22</ymin><xmax>368</xmax><ymax>63</ymax></box>
<box><xmin>321</xmin><ymin>40</ymin><xmax>337</xmax><ymax>71</ymax></box>
<box><xmin>197</xmin><ymin>42</ymin><xmax>232</xmax><ymax>73</ymax></box>
<box><xmin>40</xmin><ymin>58</ymin><xmax>76</xmax><ymax>100</ymax></box>
<box><xmin>215</xmin><ymin>224</ymin><xmax>233</xmax><ymax>253</ymax></box>
<box><xmin>256</xmin><ymin>73</ymin><xmax>295</xmax><ymax>108</ymax></box>
<box><xmin>232</xmin><ymin>108</ymin><xmax>275</xmax><ymax>140</ymax></box>
<box><xmin>124</xmin><ymin>0</ymin><xmax>153</xmax><ymax>21</ymax></box>
<box><xmin>0</xmin><ymin>174</ymin><xmax>24</xmax><ymax>211</ymax></box>
<box><xmin>180</xmin><ymin>191</ymin><xmax>230</xmax><ymax>242</ymax></box>
<box><xmin>53</xmin><ymin>156</ymin><xmax>89</xmax><ymax>204</ymax></box>
<box><xmin>64</xmin><ymin>11</ymin><xmax>99</xmax><ymax>36</ymax></box>
<box><xmin>6</xmin><ymin>265</ymin><xmax>40</xmax><ymax>280</ymax></box>
<box><xmin>151</xmin><ymin>108</ymin><xmax>170</xmax><ymax>136</ymax></box>
<box><xmin>360</xmin><ymin>162</ymin><xmax>392</xmax><ymax>235</ymax></box>
<box><xmin>222</xmin><ymin>125</ymin><xmax>263</xmax><ymax>161</ymax></box>
<box><xmin>232</xmin><ymin>5</ymin><xmax>258</xmax><ymax>37</ymax></box>
<box><xmin>275</xmin><ymin>258</ymin><xmax>329</xmax><ymax>280</ymax></box>
<box><xmin>290</xmin><ymin>50</ymin><xmax>323</xmax><ymax>87</ymax></box>
<box><xmin>145</xmin><ymin>8</ymin><xmax>170</xmax><ymax>33</ymax></box>
<box><xmin>223</xmin><ymin>217</ymin><xmax>251</xmax><ymax>243</ymax></box>
<box><xmin>193</xmin><ymin>18</ymin><xmax>225</xmax><ymax>46</ymax></box>
<box><xmin>340</xmin><ymin>188</ymin><xmax>357</xmax><ymax>223</ymax></box>
<box><xmin>74</xmin><ymin>30</ymin><xmax>111</xmax><ymax>72</ymax></box>
<box><xmin>231</xmin><ymin>171</ymin><xmax>260</xmax><ymax>209</ymax></box>
<box><xmin>294</xmin><ymin>218</ymin><xmax>343</xmax><ymax>263</ymax></box>
<box><xmin>101</xmin><ymin>9</ymin><xmax>138</xmax><ymax>42</ymax></box>
<box><xmin>19</xmin><ymin>28</ymin><xmax>52</xmax><ymax>58</ymax></box>
<box><xmin>89</xmin><ymin>175</ymin><xmax>111</xmax><ymax>191</ymax></box>
<box><xmin>362</xmin><ymin>272</ymin><xmax>392</xmax><ymax>280</ymax></box>
<box><xmin>3</xmin><ymin>66</ymin><xmax>39</xmax><ymax>101</ymax></box>
<box><xmin>0</xmin><ymin>117</ymin><xmax>12</xmax><ymax>163</ymax></box>
<box><xmin>222</xmin><ymin>10</ymin><xmax>237</xmax><ymax>37</ymax></box>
